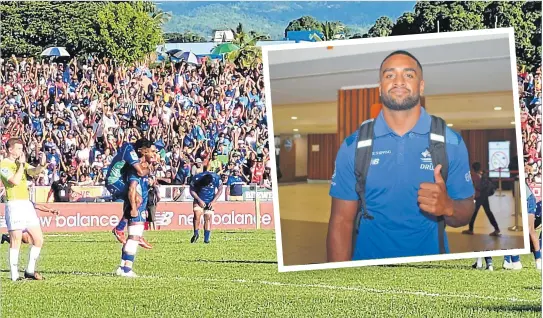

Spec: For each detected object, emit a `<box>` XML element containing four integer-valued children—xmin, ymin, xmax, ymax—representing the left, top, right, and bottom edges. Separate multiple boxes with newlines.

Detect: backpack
<box><xmin>480</xmin><ymin>174</ymin><xmax>496</xmax><ymax>197</ymax></box>
<box><xmin>353</xmin><ymin>115</ymin><xmax>449</xmax><ymax>256</ymax></box>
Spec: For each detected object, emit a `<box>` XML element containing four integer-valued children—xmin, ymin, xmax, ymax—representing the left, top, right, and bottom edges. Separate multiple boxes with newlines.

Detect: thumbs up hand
<box><xmin>418</xmin><ymin>165</ymin><xmax>454</xmax><ymax>217</ymax></box>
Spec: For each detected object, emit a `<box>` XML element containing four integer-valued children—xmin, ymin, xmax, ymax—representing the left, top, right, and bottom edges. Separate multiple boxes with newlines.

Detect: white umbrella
<box><xmin>181</xmin><ymin>51</ymin><xmax>199</xmax><ymax>65</ymax></box>
<box><xmin>41</xmin><ymin>47</ymin><xmax>70</xmax><ymax>57</ymax></box>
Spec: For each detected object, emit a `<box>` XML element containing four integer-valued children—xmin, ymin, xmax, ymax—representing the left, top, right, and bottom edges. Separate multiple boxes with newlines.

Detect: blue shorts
<box><xmin>106</xmin><ymin>179</ymin><xmax>128</xmax><ymax>201</ymax></box>
<box><xmin>122</xmin><ymin>200</ymin><xmax>147</xmax><ymax>223</ymax></box>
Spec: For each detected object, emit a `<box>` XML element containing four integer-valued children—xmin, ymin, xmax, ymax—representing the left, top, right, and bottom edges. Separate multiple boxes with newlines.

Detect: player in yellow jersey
<box><xmin>0</xmin><ymin>138</ymin><xmax>47</xmax><ymax>281</ymax></box>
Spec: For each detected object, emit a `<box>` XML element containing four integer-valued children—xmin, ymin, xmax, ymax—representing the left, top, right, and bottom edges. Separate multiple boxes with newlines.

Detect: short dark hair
<box><xmin>194</xmin><ymin>174</ymin><xmax>214</xmax><ymax>192</ymax></box>
<box><xmin>472</xmin><ymin>162</ymin><xmax>481</xmax><ymax>171</ymax></box>
<box><xmin>380</xmin><ymin>50</ymin><xmax>423</xmax><ymax>78</ymax></box>
<box><xmin>132</xmin><ymin>139</ymin><xmax>153</xmax><ymax>154</ymax></box>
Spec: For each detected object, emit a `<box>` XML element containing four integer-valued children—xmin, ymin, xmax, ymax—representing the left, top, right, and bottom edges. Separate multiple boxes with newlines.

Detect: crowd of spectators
<box><xmin>0</xmin><ymin>53</ymin><xmax>272</xmax><ymax>196</ymax></box>
<box><xmin>518</xmin><ymin>65</ymin><xmax>542</xmax><ymax>192</ymax></box>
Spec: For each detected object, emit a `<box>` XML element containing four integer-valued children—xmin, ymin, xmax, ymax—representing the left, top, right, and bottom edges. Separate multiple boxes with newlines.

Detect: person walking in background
<box><xmin>462</xmin><ymin>162</ymin><xmax>500</xmax><ymax>236</ymax></box>
<box><xmin>146</xmin><ymin>176</ymin><xmax>160</xmax><ymax>231</ymax></box>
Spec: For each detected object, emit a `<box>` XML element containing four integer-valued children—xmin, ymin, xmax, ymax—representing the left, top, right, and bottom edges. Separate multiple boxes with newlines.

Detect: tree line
<box><xmin>1</xmin><ymin>1</ymin><xmax>540</xmax><ymax>69</ymax></box>
<box><xmin>285</xmin><ymin>2</ymin><xmax>541</xmax><ymax>70</ymax></box>
<box><xmin>0</xmin><ymin>1</ymin><xmax>165</xmax><ymax>63</ymax></box>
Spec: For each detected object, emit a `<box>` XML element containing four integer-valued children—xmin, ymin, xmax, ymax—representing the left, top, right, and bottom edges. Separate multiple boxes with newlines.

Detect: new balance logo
<box><xmin>420</xmin><ymin>149</ymin><xmax>432</xmax><ymax>163</ymax></box>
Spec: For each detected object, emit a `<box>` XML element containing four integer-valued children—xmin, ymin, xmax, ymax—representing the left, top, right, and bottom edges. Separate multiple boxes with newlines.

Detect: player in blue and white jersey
<box><xmin>189</xmin><ymin>171</ymin><xmax>223</xmax><ymax>244</ymax></box>
<box><xmin>115</xmin><ymin>141</ymin><xmax>157</xmax><ymax>277</ymax></box>
<box><xmin>106</xmin><ymin>140</ymin><xmax>154</xmax><ymax>248</ymax></box>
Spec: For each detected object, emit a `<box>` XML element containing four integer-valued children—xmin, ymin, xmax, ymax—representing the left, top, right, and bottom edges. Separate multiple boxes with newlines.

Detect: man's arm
<box><xmin>26</xmin><ymin>152</ymin><xmax>47</xmax><ymax>177</ymax></box>
<box><xmin>326</xmin><ymin>136</ymin><xmax>359</xmax><ymax>262</ymax></box>
<box><xmin>419</xmin><ymin>165</ymin><xmax>475</xmax><ymax>228</ymax></box>
<box><xmin>26</xmin><ymin>163</ymin><xmax>46</xmax><ymax>177</ymax></box>
<box><xmin>211</xmin><ymin>182</ymin><xmax>224</xmax><ymax>204</ymax></box>
<box><xmin>6</xmin><ymin>163</ymin><xmax>26</xmax><ymax>186</ymax></box>
<box><xmin>326</xmin><ymin>198</ymin><xmax>359</xmax><ymax>262</ymax></box>
<box><xmin>128</xmin><ymin>180</ymin><xmax>139</xmax><ymax>217</ymax></box>
<box><xmin>189</xmin><ymin>189</ymin><xmax>204</xmax><ymax>207</ymax></box>
<box><xmin>132</xmin><ymin>161</ymin><xmax>150</xmax><ymax>177</ymax></box>
<box><xmin>443</xmin><ymin>197</ymin><xmax>475</xmax><ymax>228</ymax></box>
<box><xmin>34</xmin><ymin>204</ymin><xmax>59</xmax><ymax>215</ymax></box>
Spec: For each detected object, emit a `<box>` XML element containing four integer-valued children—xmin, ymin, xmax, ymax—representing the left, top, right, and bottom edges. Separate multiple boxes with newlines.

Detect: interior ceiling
<box><xmin>272</xmin><ymin>91</ymin><xmax>516</xmax><ymax>134</ymax></box>
<box><xmin>267</xmin><ymin>30</ymin><xmax>518</xmax><ymax>134</ymax></box>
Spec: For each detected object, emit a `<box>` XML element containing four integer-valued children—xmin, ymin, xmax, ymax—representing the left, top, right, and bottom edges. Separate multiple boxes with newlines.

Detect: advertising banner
<box><xmin>0</xmin><ymin>202</ymin><xmax>274</xmax><ymax>232</ymax></box>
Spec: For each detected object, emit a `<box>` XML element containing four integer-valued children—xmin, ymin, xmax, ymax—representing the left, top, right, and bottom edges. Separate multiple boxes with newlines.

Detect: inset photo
<box><xmin>263</xmin><ymin>28</ymin><xmax>530</xmax><ymax>272</ymax></box>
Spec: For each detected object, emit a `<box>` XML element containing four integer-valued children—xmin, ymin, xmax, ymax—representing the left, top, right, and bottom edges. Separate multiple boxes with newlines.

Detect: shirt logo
<box><xmin>421</xmin><ymin>149</ymin><xmax>432</xmax><ymax>162</ymax></box>
<box><xmin>465</xmin><ymin>172</ymin><xmax>472</xmax><ymax>182</ymax></box>
<box><xmin>372</xmin><ymin>150</ymin><xmax>392</xmax><ymax>156</ymax></box>
<box><xmin>371</xmin><ymin>158</ymin><xmax>380</xmax><ymax>165</ymax></box>
<box><xmin>130</xmin><ymin>151</ymin><xmax>138</xmax><ymax>161</ymax></box>
<box><xmin>420</xmin><ymin>149</ymin><xmax>434</xmax><ymax>170</ymax></box>
<box><xmin>0</xmin><ymin>168</ymin><xmax>10</xmax><ymax>178</ymax></box>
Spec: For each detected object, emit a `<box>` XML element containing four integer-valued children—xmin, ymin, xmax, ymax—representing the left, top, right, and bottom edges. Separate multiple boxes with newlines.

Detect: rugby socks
<box><xmin>121</xmin><ymin>251</ymin><xmax>135</xmax><ymax>273</ymax></box>
<box><xmin>534</xmin><ymin>250</ymin><xmax>541</xmax><ymax>260</ymax></box>
<box><xmin>26</xmin><ymin>246</ymin><xmax>41</xmax><ymax>274</ymax></box>
<box><xmin>511</xmin><ymin>255</ymin><xmax>521</xmax><ymax>263</ymax></box>
<box><xmin>121</xmin><ymin>238</ymin><xmax>139</xmax><ymax>273</ymax></box>
<box><xmin>116</xmin><ymin>219</ymin><xmax>127</xmax><ymax>232</ymax></box>
<box><xmin>121</xmin><ymin>240</ymin><xmax>138</xmax><ymax>273</ymax></box>
<box><xmin>194</xmin><ymin>229</ymin><xmax>199</xmax><ymax>237</ymax></box>
<box><xmin>204</xmin><ymin>230</ymin><xmax>211</xmax><ymax>243</ymax></box>
<box><xmin>9</xmin><ymin>248</ymin><xmax>19</xmax><ymax>281</ymax></box>
<box><xmin>504</xmin><ymin>255</ymin><xmax>512</xmax><ymax>263</ymax></box>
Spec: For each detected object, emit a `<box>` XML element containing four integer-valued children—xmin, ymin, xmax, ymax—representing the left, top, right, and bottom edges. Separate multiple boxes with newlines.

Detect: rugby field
<box><xmin>1</xmin><ymin>230</ymin><xmax>541</xmax><ymax>317</ymax></box>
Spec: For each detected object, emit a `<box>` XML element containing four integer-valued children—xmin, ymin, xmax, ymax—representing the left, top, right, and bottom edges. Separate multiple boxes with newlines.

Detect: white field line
<box><xmin>53</xmin><ymin>271</ymin><xmax>537</xmax><ymax>303</ymax></box>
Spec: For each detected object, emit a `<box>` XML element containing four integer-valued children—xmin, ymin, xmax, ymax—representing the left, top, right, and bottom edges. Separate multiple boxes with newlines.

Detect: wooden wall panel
<box><xmin>278</xmin><ymin>135</ymin><xmax>297</xmax><ymax>183</ymax></box>
<box><xmin>461</xmin><ymin>129</ymin><xmax>518</xmax><ymax>173</ymax></box>
<box><xmin>337</xmin><ymin>88</ymin><xmax>427</xmax><ymax>146</ymax></box>
<box><xmin>337</xmin><ymin>87</ymin><xmax>379</xmax><ymax>145</ymax></box>
<box><xmin>307</xmin><ymin>134</ymin><xmax>339</xmax><ymax>180</ymax></box>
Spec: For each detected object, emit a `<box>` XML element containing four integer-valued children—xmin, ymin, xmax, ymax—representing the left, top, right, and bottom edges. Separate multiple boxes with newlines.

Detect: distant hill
<box><xmin>158</xmin><ymin>1</ymin><xmax>416</xmax><ymax>40</ymax></box>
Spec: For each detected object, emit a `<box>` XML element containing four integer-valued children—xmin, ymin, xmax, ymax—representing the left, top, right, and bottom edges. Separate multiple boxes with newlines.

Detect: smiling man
<box><xmin>326</xmin><ymin>50</ymin><xmax>475</xmax><ymax>262</ymax></box>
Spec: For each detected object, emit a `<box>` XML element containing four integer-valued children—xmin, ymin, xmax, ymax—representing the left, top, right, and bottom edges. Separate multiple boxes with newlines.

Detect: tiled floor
<box><xmin>277</xmin><ymin>183</ymin><xmax>526</xmax><ymax>266</ymax></box>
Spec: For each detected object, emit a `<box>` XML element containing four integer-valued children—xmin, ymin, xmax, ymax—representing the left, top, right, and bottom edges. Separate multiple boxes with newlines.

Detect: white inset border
<box><xmin>262</xmin><ymin>27</ymin><xmax>530</xmax><ymax>273</ymax></box>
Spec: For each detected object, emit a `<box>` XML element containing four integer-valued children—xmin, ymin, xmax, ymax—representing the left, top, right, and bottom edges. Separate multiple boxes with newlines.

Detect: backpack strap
<box><xmin>353</xmin><ymin>119</ymin><xmax>376</xmax><ymax>256</ymax></box>
<box><xmin>429</xmin><ymin>115</ymin><xmax>448</xmax><ymax>254</ymax></box>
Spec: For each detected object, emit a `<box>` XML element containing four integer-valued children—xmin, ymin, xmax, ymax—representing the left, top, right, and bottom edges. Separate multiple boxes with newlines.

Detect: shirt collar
<box><xmin>373</xmin><ymin>106</ymin><xmax>431</xmax><ymax>137</ymax></box>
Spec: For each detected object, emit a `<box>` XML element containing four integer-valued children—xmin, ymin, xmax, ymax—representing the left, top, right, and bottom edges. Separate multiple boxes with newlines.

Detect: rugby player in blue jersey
<box><xmin>189</xmin><ymin>171</ymin><xmax>223</xmax><ymax>243</ymax></box>
<box><xmin>328</xmin><ymin>50</ymin><xmax>475</xmax><ymax>261</ymax></box>
<box><xmin>106</xmin><ymin>140</ymin><xmax>154</xmax><ymax>249</ymax></box>
<box><xmin>115</xmin><ymin>140</ymin><xmax>157</xmax><ymax>277</ymax></box>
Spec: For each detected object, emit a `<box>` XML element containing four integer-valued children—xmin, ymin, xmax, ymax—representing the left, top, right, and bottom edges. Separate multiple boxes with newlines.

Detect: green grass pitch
<box><xmin>1</xmin><ymin>230</ymin><xmax>541</xmax><ymax>317</ymax></box>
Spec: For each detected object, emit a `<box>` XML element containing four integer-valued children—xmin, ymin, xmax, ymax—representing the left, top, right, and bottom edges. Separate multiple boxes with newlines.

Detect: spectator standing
<box><xmin>47</xmin><ymin>172</ymin><xmax>70</xmax><ymax>202</ymax></box>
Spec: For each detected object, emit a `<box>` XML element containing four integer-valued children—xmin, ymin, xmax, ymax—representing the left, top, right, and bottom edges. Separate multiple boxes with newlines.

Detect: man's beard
<box><xmin>381</xmin><ymin>90</ymin><xmax>420</xmax><ymax>111</ymax></box>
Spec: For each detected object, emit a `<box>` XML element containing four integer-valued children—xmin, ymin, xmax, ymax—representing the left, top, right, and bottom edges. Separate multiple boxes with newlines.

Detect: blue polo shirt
<box><xmin>330</xmin><ymin>107</ymin><xmax>474</xmax><ymax>261</ymax></box>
